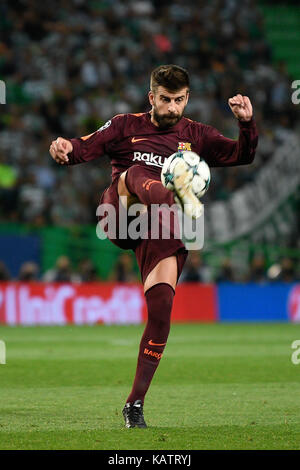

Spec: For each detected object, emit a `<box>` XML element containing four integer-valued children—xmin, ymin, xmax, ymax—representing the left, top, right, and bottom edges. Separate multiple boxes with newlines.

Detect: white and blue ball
<box><xmin>161</xmin><ymin>150</ymin><xmax>210</xmax><ymax>199</ymax></box>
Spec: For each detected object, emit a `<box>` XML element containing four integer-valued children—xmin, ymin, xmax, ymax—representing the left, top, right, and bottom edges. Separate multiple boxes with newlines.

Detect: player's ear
<box><xmin>148</xmin><ymin>90</ymin><xmax>154</xmax><ymax>106</ymax></box>
<box><xmin>185</xmin><ymin>91</ymin><xmax>190</xmax><ymax>105</ymax></box>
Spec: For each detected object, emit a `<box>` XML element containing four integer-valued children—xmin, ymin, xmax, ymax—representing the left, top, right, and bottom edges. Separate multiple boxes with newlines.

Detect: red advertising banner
<box><xmin>170</xmin><ymin>283</ymin><xmax>217</xmax><ymax>323</ymax></box>
<box><xmin>288</xmin><ymin>284</ymin><xmax>300</xmax><ymax>323</ymax></box>
<box><xmin>0</xmin><ymin>282</ymin><xmax>217</xmax><ymax>325</ymax></box>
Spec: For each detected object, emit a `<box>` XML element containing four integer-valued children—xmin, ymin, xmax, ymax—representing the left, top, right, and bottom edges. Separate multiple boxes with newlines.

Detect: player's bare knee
<box><xmin>143</xmin><ymin>256</ymin><xmax>177</xmax><ymax>293</ymax></box>
<box><xmin>118</xmin><ymin>171</ymin><xmax>140</xmax><ymax>208</ymax></box>
<box><xmin>118</xmin><ymin>171</ymin><xmax>130</xmax><ymax>197</ymax></box>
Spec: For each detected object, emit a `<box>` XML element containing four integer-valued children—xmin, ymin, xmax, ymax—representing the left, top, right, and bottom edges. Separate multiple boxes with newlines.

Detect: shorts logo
<box><xmin>144</xmin><ymin>348</ymin><xmax>162</xmax><ymax>360</ymax></box>
<box><xmin>142</xmin><ymin>179</ymin><xmax>161</xmax><ymax>191</ymax></box>
<box><xmin>178</xmin><ymin>142</ymin><xmax>191</xmax><ymax>151</ymax></box>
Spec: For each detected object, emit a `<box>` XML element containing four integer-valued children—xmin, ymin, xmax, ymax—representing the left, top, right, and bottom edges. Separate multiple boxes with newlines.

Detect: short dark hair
<box><xmin>150</xmin><ymin>64</ymin><xmax>190</xmax><ymax>93</ymax></box>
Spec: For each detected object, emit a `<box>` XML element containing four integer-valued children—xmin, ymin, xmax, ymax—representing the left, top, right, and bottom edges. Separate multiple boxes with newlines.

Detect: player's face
<box><xmin>149</xmin><ymin>86</ymin><xmax>189</xmax><ymax>129</ymax></box>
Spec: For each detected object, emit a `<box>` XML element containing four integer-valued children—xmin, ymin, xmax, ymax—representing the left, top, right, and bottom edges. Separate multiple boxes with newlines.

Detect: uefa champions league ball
<box><xmin>161</xmin><ymin>150</ymin><xmax>211</xmax><ymax>199</ymax></box>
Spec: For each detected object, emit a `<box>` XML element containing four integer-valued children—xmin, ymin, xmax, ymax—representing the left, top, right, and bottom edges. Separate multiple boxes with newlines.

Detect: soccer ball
<box><xmin>161</xmin><ymin>150</ymin><xmax>210</xmax><ymax>199</ymax></box>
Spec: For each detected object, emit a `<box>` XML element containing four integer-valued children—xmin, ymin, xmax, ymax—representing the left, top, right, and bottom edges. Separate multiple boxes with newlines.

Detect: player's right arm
<box><xmin>49</xmin><ymin>115</ymin><xmax>125</xmax><ymax>165</ymax></box>
<box><xmin>49</xmin><ymin>137</ymin><xmax>73</xmax><ymax>165</ymax></box>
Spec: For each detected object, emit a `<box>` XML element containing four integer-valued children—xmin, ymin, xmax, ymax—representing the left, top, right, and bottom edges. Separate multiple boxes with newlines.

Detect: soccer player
<box><xmin>49</xmin><ymin>64</ymin><xmax>258</xmax><ymax>428</ymax></box>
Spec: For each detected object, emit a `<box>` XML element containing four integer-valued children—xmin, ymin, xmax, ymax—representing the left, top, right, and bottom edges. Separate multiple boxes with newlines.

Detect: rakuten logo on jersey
<box><xmin>133</xmin><ymin>151</ymin><xmax>164</xmax><ymax>168</ymax></box>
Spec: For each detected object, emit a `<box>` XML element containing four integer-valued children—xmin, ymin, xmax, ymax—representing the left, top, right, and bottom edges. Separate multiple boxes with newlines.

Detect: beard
<box><xmin>152</xmin><ymin>107</ymin><xmax>183</xmax><ymax>129</ymax></box>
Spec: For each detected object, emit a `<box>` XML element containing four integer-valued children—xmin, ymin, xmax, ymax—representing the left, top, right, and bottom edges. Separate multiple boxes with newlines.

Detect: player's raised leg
<box><xmin>118</xmin><ymin>166</ymin><xmax>175</xmax><ymax>208</ymax></box>
<box><xmin>118</xmin><ymin>164</ymin><xmax>202</xmax><ymax>218</ymax></box>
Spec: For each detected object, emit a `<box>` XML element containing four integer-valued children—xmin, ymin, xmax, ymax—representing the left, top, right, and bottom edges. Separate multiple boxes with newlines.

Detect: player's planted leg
<box><xmin>123</xmin><ymin>282</ymin><xmax>175</xmax><ymax>428</ymax></box>
<box><xmin>122</xmin><ymin>400</ymin><xmax>147</xmax><ymax>429</ymax></box>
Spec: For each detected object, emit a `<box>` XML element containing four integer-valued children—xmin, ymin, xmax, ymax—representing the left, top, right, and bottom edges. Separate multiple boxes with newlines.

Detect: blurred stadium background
<box><xmin>0</xmin><ymin>0</ymin><xmax>299</xmax><ymax>324</ymax></box>
<box><xmin>1</xmin><ymin>0</ymin><xmax>300</xmax><ymax>452</ymax></box>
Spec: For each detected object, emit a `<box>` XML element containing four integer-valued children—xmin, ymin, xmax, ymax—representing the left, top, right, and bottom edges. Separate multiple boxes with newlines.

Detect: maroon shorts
<box><xmin>98</xmin><ymin>176</ymin><xmax>188</xmax><ymax>284</ymax></box>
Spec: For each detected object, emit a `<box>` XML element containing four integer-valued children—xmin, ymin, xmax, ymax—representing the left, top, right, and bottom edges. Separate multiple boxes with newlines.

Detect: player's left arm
<box><xmin>228</xmin><ymin>94</ymin><xmax>253</xmax><ymax>123</ymax></box>
<box><xmin>200</xmin><ymin>94</ymin><xmax>258</xmax><ymax>167</ymax></box>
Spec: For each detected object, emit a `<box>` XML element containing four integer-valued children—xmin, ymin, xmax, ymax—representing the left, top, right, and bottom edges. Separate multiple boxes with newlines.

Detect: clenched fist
<box><xmin>49</xmin><ymin>137</ymin><xmax>73</xmax><ymax>165</ymax></box>
<box><xmin>228</xmin><ymin>94</ymin><xmax>253</xmax><ymax>122</ymax></box>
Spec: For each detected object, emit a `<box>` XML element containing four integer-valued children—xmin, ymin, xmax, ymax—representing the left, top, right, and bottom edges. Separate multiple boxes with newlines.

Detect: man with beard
<box><xmin>49</xmin><ymin>64</ymin><xmax>258</xmax><ymax>428</ymax></box>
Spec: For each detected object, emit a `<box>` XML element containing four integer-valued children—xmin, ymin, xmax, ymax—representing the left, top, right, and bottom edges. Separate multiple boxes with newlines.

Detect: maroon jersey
<box><xmin>67</xmin><ymin>112</ymin><xmax>258</xmax><ymax>182</ymax></box>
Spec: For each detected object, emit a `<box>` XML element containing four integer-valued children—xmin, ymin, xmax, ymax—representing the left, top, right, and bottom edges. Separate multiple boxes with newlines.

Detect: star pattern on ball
<box><xmin>192</xmin><ymin>165</ymin><xmax>199</xmax><ymax>176</ymax></box>
<box><xmin>164</xmin><ymin>171</ymin><xmax>173</xmax><ymax>185</ymax></box>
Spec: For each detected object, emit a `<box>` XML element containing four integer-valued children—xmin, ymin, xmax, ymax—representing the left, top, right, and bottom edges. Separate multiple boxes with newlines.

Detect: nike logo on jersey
<box><xmin>131</xmin><ymin>137</ymin><xmax>149</xmax><ymax>143</ymax></box>
<box><xmin>148</xmin><ymin>340</ymin><xmax>167</xmax><ymax>347</ymax></box>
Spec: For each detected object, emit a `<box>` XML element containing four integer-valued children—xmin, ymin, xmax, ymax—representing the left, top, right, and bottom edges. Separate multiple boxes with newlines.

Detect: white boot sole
<box><xmin>173</xmin><ymin>159</ymin><xmax>203</xmax><ymax>219</ymax></box>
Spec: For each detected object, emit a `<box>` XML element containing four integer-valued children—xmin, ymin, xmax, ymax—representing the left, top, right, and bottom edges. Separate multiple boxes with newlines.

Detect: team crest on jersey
<box><xmin>178</xmin><ymin>142</ymin><xmax>191</xmax><ymax>151</ymax></box>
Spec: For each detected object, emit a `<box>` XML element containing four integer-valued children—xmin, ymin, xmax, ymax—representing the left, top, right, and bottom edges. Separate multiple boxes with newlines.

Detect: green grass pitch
<box><xmin>0</xmin><ymin>323</ymin><xmax>300</xmax><ymax>450</ymax></box>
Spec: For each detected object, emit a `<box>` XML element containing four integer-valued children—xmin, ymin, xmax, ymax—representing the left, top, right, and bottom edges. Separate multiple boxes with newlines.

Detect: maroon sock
<box><xmin>125</xmin><ymin>165</ymin><xmax>175</xmax><ymax>206</ymax></box>
<box><xmin>126</xmin><ymin>283</ymin><xmax>175</xmax><ymax>404</ymax></box>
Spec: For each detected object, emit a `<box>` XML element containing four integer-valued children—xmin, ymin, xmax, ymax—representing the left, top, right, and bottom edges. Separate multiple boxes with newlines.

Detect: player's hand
<box><xmin>228</xmin><ymin>94</ymin><xmax>253</xmax><ymax>122</ymax></box>
<box><xmin>49</xmin><ymin>137</ymin><xmax>73</xmax><ymax>164</ymax></box>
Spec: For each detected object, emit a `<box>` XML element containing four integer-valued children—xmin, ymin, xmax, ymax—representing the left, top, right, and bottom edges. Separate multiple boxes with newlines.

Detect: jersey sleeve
<box><xmin>199</xmin><ymin>118</ymin><xmax>258</xmax><ymax>167</ymax></box>
<box><xmin>66</xmin><ymin>114</ymin><xmax>125</xmax><ymax>165</ymax></box>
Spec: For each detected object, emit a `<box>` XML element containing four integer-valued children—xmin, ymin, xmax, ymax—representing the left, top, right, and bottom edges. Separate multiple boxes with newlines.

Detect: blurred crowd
<box><xmin>0</xmin><ymin>0</ymin><xmax>299</xmax><ymax>227</ymax></box>
<box><xmin>0</xmin><ymin>251</ymin><xmax>298</xmax><ymax>283</ymax></box>
<box><xmin>179</xmin><ymin>251</ymin><xmax>299</xmax><ymax>284</ymax></box>
<box><xmin>0</xmin><ymin>252</ymin><xmax>139</xmax><ymax>282</ymax></box>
